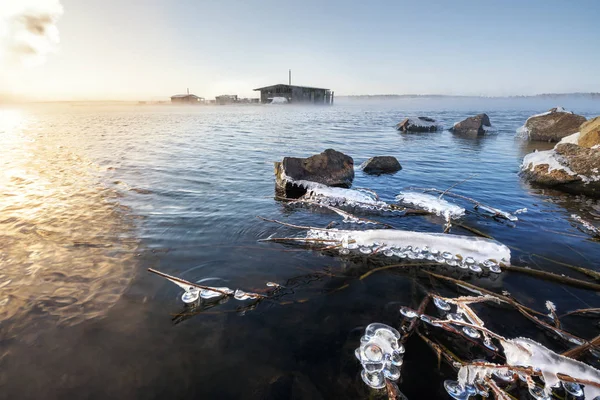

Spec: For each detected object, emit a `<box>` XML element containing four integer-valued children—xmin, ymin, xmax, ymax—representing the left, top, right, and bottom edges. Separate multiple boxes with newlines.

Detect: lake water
<box><xmin>1</xmin><ymin>98</ymin><xmax>599</xmax><ymax>399</ymax></box>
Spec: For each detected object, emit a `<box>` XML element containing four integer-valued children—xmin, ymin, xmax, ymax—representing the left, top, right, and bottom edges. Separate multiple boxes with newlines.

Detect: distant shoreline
<box><xmin>3</xmin><ymin>92</ymin><xmax>600</xmax><ymax>104</ymax></box>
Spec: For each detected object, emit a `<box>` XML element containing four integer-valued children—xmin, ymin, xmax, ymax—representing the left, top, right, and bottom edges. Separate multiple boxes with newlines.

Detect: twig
<box><xmin>562</xmin><ymin>334</ymin><xmax>600</xmax><ymax>359</ymax></box>
<box><xmin>256</xmin><ymin>216</ymin><xmax>322</xmax><ymax>230</ymax></box>
<box><xmin>148</xmin><ymin>268</ymin><xmax>233</xmax><ymax>296</ymax></box>
<box><xmin>501</xmin><ymin>264</ymin><xmax>600</xmax><ymax>291</ymax></box>
<box><xmin>424</xmin><ymin>271</ymin><xmax>545</xmax><ymax>316</ymax></box>
<box><xmin>438</xmin><ymin>174</ymin><xmax>478</xmax><ymax>200</ymax></box>
<box><xmin>559</xmin><ymin>307</ymin><xmax>600</xmax><ymax>318</ymax></box>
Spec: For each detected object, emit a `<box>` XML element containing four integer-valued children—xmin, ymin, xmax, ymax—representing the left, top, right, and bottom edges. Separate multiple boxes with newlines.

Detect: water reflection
<box><xmin>0</xmin><ymin>110</ymin><xmax>138</xmax><ymax>337</ymax></box>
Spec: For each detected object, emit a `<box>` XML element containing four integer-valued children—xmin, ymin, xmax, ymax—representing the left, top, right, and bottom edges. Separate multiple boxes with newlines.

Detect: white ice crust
<box><xmin>307</xmin><ymin>229</ymin><xmax>511</xmax><ymax>265</ymax></box>
<box><xmin>396</xmin><ymin>192</ymin><xmax>465</xmax><ymax>220</ymax></box>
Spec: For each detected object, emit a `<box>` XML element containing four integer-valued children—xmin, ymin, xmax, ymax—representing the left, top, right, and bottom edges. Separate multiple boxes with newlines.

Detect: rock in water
<box><xmin>578</xmin><ymin>116</ymin><xmax>600</xmax><ymax>148</ymax></box>
<box><xmin>521</xmin><ymin>135</ymin><xmax>600</xmax><ymax>198</ymax></box>
<box><xmin>450</xmin><ymin>114</ymin><xmax>492</xmax><ymax>136</ymax></box>
<box><xmin>523</xmin><ymin>107</ymin><xmax>587</xmax><ymax>142</ymax></box>
<box><xmin>274</xmin><ymin>149</ymin><xmax>354</xmax><ymax>197</ymax></box>
<box><xmin>396</xmin><ymin>116</ymin><xmax>440</xmax><ymax>132</ymax></box>
<box><xmin>361</xmin><ymin>156</ymin><xmax>402</xmax><ymax>174</ymax></box>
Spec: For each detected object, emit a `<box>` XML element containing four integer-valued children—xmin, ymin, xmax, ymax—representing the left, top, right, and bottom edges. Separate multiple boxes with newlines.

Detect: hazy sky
<box><xmin>1</xmin><ymin>0</ymin><xmax>600</xmax><ymax>101</ymax></box>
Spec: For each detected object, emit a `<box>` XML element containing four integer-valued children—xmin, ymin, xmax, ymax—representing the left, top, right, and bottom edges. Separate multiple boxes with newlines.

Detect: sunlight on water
<box><xmin>0</xmin><ymin>109</ymin><xmax>138</xmax><ymax>336</ymax></box>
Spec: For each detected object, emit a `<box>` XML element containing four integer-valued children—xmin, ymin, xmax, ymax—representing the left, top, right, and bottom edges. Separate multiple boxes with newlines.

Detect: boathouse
<box><xmin>170</xmin><ymin>89</ymin><xmax>204</xmax><ymax>104</ymax></box>
<box><xmin>253</xmin><ymin>84</ymin><xmax>334</xmax><ymax>104</ymax></box>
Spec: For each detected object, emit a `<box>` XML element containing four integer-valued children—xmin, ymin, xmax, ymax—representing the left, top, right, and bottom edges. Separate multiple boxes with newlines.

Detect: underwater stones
<box><xmin>578</xmin><ymin>116</ymin><xmax>600</xmax><ymax>148</ymax></box>
<box><xmin>355</xmin><ymin>323</ymin><xmax>404</xmax><ymax>389</ymax></box>
<box><xmin>361</xmin><ymin>156</ymin><xmax>402</xmax><ymax>175</ymax></box>
<box><xmin>450</xmin><ymin>114</ymin><xmax>493</xmax><ymax>136</ymax></box>
<box><xmin>396</xmin><ymin>116</ymin><xmax>441</xmax><ymax>132</ymax></box>
<box><xmin>523</xmin><ymin>107</ymin><xmax>587</xmax><ymax>142</ymax></box>
<box><xmin>274</xmin><ymin>149</ymin><xmax>354</xmax><ymax>196</ymax></box>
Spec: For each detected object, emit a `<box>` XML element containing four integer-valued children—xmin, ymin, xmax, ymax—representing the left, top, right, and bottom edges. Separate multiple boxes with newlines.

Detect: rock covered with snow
<box><xmin>521</xmin><ymin>133</ymin><xmax>600</xmax><ymax>197</ymax></box>
<box><xmin>361</xmin><ymin>156</ymin><xmax>402</xmax><ymax>174</ymax></box>
<box><xmin>396</xmin><ymin>116</ymin><xmax>441</xmax><ymax>132</ymax></box>
<box><xmin>578</xmin><ymin>115</ymin><xmax>600</xmax><ymax>148</ymax></box>
<box><xmin>519</xmin><ymin>107</ymin><xmax>587</xmax><ymax>142</ymax></box>
<box><xmin>275</xmin><ymin>149</ymin><xmax>354</xmax><ymax>196</ymax></box>
<box><xmin>450</xmin><ymin>113</ymin><xmax>493</xmax><ymax>136</ymax></box>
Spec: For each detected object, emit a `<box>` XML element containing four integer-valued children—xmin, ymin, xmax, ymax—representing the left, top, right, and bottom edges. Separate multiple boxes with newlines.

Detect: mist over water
<box><xmin>1</xmin><ymin>98</ymin><xmax>599</xmax><ymax>399</ymax></box>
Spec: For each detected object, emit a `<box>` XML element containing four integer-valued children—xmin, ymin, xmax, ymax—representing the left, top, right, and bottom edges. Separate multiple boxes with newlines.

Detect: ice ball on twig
<box><xmin>355</xmin><ymin>323</ymin><xmax>404</xmax><ymax>389</ymax></box>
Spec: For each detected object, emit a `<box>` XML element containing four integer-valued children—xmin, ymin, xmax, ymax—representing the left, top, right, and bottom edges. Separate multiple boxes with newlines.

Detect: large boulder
<box><xmin>522</xmin><ymin>107</ymin><xmax>587</xmax><ymax>142</ymax></box>
<box><xmin>275</xmin><ymin>149</ymin><xmax>354</xmax><ymax>197</ymax></box>
<box><xmin>578</xmin><ymin>116</ymin><xmax>600</xmax><ymax>148</ymax></box>
<box><xmin>450</xmin><ymin>114</ymin><xmax>492</xmax><ymax>136</ymax></box>
<box><xmin>361</xmin><ymin>156</ymin><xmax>402</xmax><ymax>174</ymax></box>
<box><xmin>396</xmin><ymin>116</ymin><xmax>440</xmax><ymax>132</ymax></box>
<box><xmin>521</xmin><ymin>135</ymin><xmax>600</xmax><ymax>197</ymax></box>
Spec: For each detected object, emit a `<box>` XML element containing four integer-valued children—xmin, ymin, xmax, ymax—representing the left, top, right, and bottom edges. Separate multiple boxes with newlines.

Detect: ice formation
<box><xmin>395</xmin><ymin>192</ymin><xmax>465</xmax><ymax>220</ymax></box>
<box><xmin>304</xmin><ymin>228</ymin><xmax>510</xmax><ymax>269</ymax></box>
<box><xmin>355</xmin><ymin>323</ymin><xmax>405</xmax><ymax>389</ymax></box>
<box><xmin>501</xmin><ymin>337</ymin><xmax>600</xmax><ymax>399</ymax></box>
<box><xmin>148</xmin><ymin>268</ymin><xmax>262</xmax><ymax>305</ymax></box>
<box><xmin>571</xmin><ymin>214</ymin><xmax>600</xmax><ymax>237</ymax></box>
<box><xmin>449</xmin><ymin>337</ymin><xmax>600</xmax><ymax>400</ymax></box>
<box><xmin>283</xmin><ymin>176</ymin><xmax>393</xmax><ymax>211</ymax></box>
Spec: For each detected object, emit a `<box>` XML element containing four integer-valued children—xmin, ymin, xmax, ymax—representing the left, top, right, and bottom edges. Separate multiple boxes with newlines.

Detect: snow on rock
<box><xmin>306</xmin><ymin>228</ymin><xmax>511</xmax><ymax>267</ymax></box>
<box><xmin>520</xmin><ymin>107</ymin><xmax>586</xmax><ymax>142</ymax></box>
<box><xmin>521</xmin><ymin>149</ymin><xmax>576</xmax><ymax>176</ymax></box>
<box><xmin>396</xmin><ymin>192</ymin><xmax>465</xmax><ymax>220</ymax></box>
<box><xmin>396</xmin><ymin>116</ymin><xmax>442</xmax><ymax>132</ymax></box>
<box><xmin>558</xmin><ymin>132</ymin><xmax>581</xmax><ymax>145</ymax></box>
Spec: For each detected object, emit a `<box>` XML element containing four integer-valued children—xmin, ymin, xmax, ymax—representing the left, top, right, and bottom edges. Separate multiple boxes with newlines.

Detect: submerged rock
<box><xmin>521</xmin><ymin>133</ymin><xmax>600</xmax><ymax>197</ymax></box>
<box><xmin>450</xmin><ymin>114</ymin><xmax>492</xmax><ymax>136</ymax></box>
<box><xmin>521</xmin><ymin>107</ymin><xmax>587</xmax><ymax>142</ymax></box>
<box><xmin>361</xmin><ymin>156</ymin><xmax>402</xmax><ymax>174</ymax></box>
<box><xmin>275</xmin><ymin>149</ymin><xmax>354</xmax><ymax>197</ymax></box>
<box><xmin>396</xmin><ymin>116</ymin><xmax>441</xmax><ymax>132</ymax></box>
<box><xmin>578</xmin><ymin>116</ymin><xmax>600</xmax><ymax>148</ymax></box>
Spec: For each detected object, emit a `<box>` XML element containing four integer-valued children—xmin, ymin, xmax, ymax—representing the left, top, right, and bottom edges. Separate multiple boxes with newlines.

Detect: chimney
<box><xmin>289</xmin><ymin>69</ymin><xmax>291</xmax><ymax>86</ymax></box>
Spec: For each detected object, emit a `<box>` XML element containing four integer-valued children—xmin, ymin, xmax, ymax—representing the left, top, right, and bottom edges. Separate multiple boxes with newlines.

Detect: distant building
<box><xmin>253</xmin><ymin>84</ymin><xmax>334</xmax><ymax>104</ymax></box>
<box><xmin>215</xmin><ymin>94</ymin><xmax>238</xmax><ymax>105</ymax></box>
<box><xmin>170</xmin><ymin>94</ymin><xmax>204</xmax><ymax>104</ymax></box>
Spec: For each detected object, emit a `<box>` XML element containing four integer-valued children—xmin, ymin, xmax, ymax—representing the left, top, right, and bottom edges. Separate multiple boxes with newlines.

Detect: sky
<box><xmin>1</xmin><ymin>0</ymin><xmax>600</xmax><ymax>101</ymax></box>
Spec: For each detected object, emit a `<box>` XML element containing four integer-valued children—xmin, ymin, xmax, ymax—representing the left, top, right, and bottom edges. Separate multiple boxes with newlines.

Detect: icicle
<box><xmin>355</xmin><ymin>323</ymin><xmax>405</xmax><ymax>389</ymax></box>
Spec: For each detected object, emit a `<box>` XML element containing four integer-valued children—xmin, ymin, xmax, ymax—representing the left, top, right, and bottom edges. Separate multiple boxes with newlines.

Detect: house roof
<box><xmin>253</xmin><ymin>84</ymin><xmax>329</xmax><ymax>91</ymax></box>
<box><xmin>171</xmin><ymin>94</ymin><xmax>202</xmax><ymax>99</ymax></box>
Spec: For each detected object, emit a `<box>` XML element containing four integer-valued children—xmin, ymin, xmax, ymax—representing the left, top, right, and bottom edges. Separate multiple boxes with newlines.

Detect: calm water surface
<box><xmin>1</xmin><ymin>99</ymin><xmax>599</xmax><ymax>399</ymax></box>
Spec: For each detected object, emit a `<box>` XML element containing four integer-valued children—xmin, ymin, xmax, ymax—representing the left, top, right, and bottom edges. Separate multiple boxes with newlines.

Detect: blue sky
<box><xmin>2</xmin><ymin>0</ymin><xmax>600</xmax><ymax>100</ymax></box>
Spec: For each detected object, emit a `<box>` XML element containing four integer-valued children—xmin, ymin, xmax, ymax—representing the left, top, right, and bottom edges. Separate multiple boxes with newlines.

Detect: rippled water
<box><xmin>1</xmin><ymin>100</ymin><xmax>599</xmax><ymax>399</ymax></box>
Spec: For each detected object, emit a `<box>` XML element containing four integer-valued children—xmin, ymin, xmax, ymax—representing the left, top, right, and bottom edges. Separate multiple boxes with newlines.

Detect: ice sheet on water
<box><xmin>306</xmin><ymin>228</ymin><xmax>511</xmax><ymax>266</ymax></box>
<box><xmin>396</xmin><ymin>192</ymin><xmax>465</xmax><ymax>220</ymax></box>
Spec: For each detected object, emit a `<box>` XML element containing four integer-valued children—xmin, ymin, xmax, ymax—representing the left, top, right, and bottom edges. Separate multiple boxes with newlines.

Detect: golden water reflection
<box><xmin>0</xmin><ymin>109</ymin><xmax>138</xmax><ymax>336</ymax></box>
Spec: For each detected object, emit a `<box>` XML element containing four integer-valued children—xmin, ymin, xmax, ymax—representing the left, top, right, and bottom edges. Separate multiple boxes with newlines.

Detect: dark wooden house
<box><xmin>253</xmin><ymin>84</ymin><xmax>334</xmax><ymax>104</ymax></box>
<box><xmin>170</xmin><ymin>94</ymin><xmax>204</xmax><ymax>104</ymax></box>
